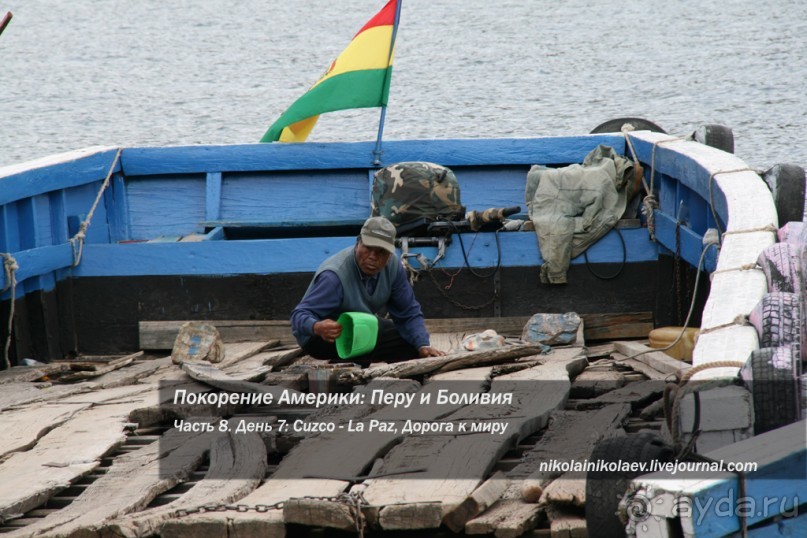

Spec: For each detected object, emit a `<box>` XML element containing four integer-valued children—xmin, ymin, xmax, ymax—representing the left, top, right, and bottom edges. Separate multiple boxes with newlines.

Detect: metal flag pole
<box><xmin>372</xmin><ymin>0</ymin><xmax>403</xmax><ymax>166</ymax></box>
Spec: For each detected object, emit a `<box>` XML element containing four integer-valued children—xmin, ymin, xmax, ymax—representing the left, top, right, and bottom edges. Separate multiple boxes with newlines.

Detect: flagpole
<box><xmin>372</xmin><ymin>0</ymin><xmax>402</xmax><ymax>166</ymax></box>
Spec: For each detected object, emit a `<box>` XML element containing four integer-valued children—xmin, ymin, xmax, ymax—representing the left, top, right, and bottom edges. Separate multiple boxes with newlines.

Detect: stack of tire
<box><xmin>744</xmin><ymin>216</ymin><xmax>806</xmax><ymax>434</ymax></box>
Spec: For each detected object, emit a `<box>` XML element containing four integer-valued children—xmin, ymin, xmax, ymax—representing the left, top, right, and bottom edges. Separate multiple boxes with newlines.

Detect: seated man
<box><xmin>291</xmin><ymin>216</ymin><xmax>445</xmax><ymax>362</ymax></box>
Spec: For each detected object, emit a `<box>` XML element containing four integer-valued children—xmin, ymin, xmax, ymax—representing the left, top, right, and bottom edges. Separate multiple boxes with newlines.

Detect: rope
<box><xmin>664</xmin><ymin>359</ymin><xmax>749</xmax><ymax>537</ymax></box>
<box><xmin>697</xmin><ymin>314</ymin><xmax>749</xmax><ymax>335</ymax></box>
<box><xmin>705</xmin><ymin>167</ymin><xmax>757</xmax><ymax>243</ymax></box>
<box><xmin>642</xmin><ymin>137</ymin><xmax>683</xmax><ymax>241</ymax></box>
<box><xmin>665</xmin><ymin>361</ymin><xmax>747</xmax><ymax>450</ymax></box>
<box><xmin>624</xmin><ymin>241</ymin><xmax>719</xmax><ymax>362</ymax></box>
<box><xmin>69</xmin><ymin>148</ymin><xmax>122</xmax><ymax>266</ymax></box>
<box><xmin>1</xmin><ymin>253</ymin><xmax>18</xmax><ymax>370</ymax></box>
<box><xmin>708</xmin><ymin>263</ymin><xmax>760</xmax><ymax>277</ymax></box>
<box><xmin>721</xmin><ymin>223</ymin><xmax>778</xmax><ymax>238</ymax></box>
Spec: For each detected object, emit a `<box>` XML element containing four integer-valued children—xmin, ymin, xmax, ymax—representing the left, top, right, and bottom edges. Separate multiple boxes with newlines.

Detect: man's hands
<box><xmin>313</xmin><ymin>319</ymin><xmax>342</xmax><ymax>343</ymax></box>
<box><xmin>418</xmin><ymin>345</ymin><xmax>446</xmax><ymax>358</ymax></box>
<box><xmin>315</xmin><ymin>319</ymin><xmax>445</xmax><ymax>359</ymax></box>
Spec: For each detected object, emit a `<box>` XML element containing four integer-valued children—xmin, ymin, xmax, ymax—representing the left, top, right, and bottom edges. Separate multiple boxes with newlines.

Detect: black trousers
<box><xmin>302</xmin><ymin>316</ymin><xmax>419</xmax><ymax>363</ymax></box>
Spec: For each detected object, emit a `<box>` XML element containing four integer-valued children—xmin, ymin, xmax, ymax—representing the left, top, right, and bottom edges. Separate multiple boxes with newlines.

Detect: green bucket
<box><xmin>335</xmin><ymin>312</ymin><xmax>379</xmax><ymax>359</ymax></box>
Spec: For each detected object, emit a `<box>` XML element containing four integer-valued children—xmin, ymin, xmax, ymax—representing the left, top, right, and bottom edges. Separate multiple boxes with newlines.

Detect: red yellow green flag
<box><xmin>260</xmin><ymin>0</ymin><xmax>400</xmax><ymax>143</ymax></box>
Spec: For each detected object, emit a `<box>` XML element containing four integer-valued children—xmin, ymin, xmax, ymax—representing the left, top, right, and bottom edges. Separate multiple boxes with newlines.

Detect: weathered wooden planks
<box><xmin>0</xmin><ymin>364</ymin><xmax>69</xmax><ymax>384</ymax></box>
<box><xmin>161</xmin><ymin>377</ymin><xmax>431</xmax><ymax>538</ymax></box>
<box><xmin>56</xmin><ymin>351</ymin><xmax>143</xmax><ymax>382</ymax></box>
<box><xmin>573</xmin><ymin>379</ymin><xmax>664</xmax><ymax>410</ymax></box>
<box><xmin>569</xmin><ymin>364</ymin><xmax>626</xmax><ymax>397</ymax></box>
<box><xmin>0</xmin><ymin>399</ymin><xmax>139</xmax><ymax>520</ymax></box>
<box><xmin>181</xmin><ymin>360</ymin><xmax>300</xmax><ymax>398</ymax></box>
<box><xmin>0</xmin><ymin>402</ymin><xmax>90</xmax><ymax>461</ymax></box>
<box><xmin>0</xmin><ymin>382</ymin><xmax>89</xmax><ymax>411</ymax></box>
<box><xmin>221</xmin><ymin>347</ymin><xmax>303</xmax><ymax>381</ymax></box>
<box><xmin>338</xmin><ymin>343</ymin><xmax>548</xmax><ymax>384</ymax></box>
<box><xmin>4</xmin><ymin>424</ymin><xmax>219</xmax><ymax>537</ymax></box>
<box><xmin>362</xmin><ymin>349</ymin><xmax>588</xmax><ymax>531</ymax></box>
<box><xmin>465</xmin><ymin>404</ymin><xmax>629</xmax><ymax>536</ymax></box>
<box><xmin>100</xmin><ymin>430</ymin><xmax>267</xmax><ymax>538</ymax></box>
<box><xmin>520</xmin><ymin>405</ymin><xmax>632</xmax><ymax>502</ymax></box>
<box><xmin>613</xmin><ymin>340</ymin><xmax>691</xmax><ymax>378</ymax></box>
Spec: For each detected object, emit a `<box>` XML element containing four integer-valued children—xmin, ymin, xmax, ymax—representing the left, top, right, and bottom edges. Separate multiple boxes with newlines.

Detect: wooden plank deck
<box><xmin>0</xmin><ymin>330</ymin><xmax>757</xmax><ymax>538</ymax></box>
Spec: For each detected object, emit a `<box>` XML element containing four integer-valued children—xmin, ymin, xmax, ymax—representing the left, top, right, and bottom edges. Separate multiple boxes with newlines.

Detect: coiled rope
<box><xmin>1</xmin><ymin>253</ymin><xmax>18</xmax><ymax>370</ymax></box>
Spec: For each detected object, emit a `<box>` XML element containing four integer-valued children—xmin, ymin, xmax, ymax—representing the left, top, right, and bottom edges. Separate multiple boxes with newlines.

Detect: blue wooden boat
<box><xmin>0</xmin><ymin>124</ymin><xmax>804</xmax><ymax>537</ymax></box>
<box><xmin>0</xmin><ymin>130</ymin><xmax>733</xmax><ymax>358</ymax></box>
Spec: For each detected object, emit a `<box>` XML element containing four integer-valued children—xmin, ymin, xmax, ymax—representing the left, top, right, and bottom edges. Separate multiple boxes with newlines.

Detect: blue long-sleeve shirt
<box><xmin>290</xmin><ymin>259</ymin><xmax>430</xmax><ymax>349</ymax></box>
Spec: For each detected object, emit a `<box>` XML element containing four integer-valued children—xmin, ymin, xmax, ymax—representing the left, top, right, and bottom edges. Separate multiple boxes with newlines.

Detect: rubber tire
<box><xmin>691</xmin><ymin>124</ymin><xmax>734</xmax><ymax>153</ymax></box>
<box><xmin>762</xmin><ymin>163</ymin><xmax>807</xmax><ymax>225</ymax></box>
<box><xmin>585</xmin><ymin>432</ymin><xmax>675</xmax><ymax>538</ymax></box>
<box><xmin>749</xmin><ymin>292</ymin><xmax>803</xmax><ymax>361</ymax></box>
<box><xmin>740</xmin><ymin>347</ymin><xmax>801</xmax><ymax>435</ymax></box>
<box><xmin>590</xmin><ymin>117</ymin><xmax>666</xmax><ymax>134</ymax></box>
<box><xmin>756</xmin><ymin>243</ymin><xmax>802</xmax><ymax>293</ymax></box>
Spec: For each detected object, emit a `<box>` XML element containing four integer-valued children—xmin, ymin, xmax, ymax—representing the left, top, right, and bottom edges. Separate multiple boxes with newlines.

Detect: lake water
<box><xmin>1</xmin><ymin>0</ymin><xmax>805</xmax><ymax>169</ymax></box>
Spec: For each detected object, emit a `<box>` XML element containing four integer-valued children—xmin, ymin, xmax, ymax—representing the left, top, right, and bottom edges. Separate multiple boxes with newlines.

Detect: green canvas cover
<box><xmin>371</xmin><ymin>162</ymin><xmax>464</xmax><ymax>226</ymax></box>
<box><xmin>526</xmin><ymin>145</ymin><xmax>637</xmax><ymax>284</ymax></box>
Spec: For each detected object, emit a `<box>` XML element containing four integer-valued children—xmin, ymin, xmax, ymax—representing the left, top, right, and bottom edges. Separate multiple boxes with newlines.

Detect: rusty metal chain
<box><xmin>172</xmin><ymin>491</ymin><xmax>370</xmax><ymax>536</ymax></box>
<box><xmin>173</xmin><ymin>500</ymin><xmax>287</xmax><ymax>517</ymax></box>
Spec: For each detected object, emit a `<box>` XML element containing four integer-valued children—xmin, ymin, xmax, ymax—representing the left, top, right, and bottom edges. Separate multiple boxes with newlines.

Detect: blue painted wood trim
<box><xmin>628</xmin><ymin>136</ymin><xmax>729</xmax><ymax>227</ymax></box>
<box><xmin>654</xmin><ymin>211</ymin><xmax>718</xmax><ymax>272</ymax></box>
<box><xmin>120</xmin><ymin>135</ymin><xmax>625</xmax><ymax>176</ymax></box>
<box><xmin>205</xmin><ymin>172</ymin><xmax>222</xmax><ymax>221</ymax></box>
<box><xmin>732</xmin><ymin>509</ymin><xmax>807</xmax><ymax>537</ymax></box>
<box><xmin>106</xmin><ymin>173</ymin><xmax>130</xmax><ymax>242</ymax></box>
<box><xmin>0</xmin><ymin>244</ymin><xmax>73</xmax><ymax>294</ymax></box>
<box><xmin>70</xmin><ymin>228</ymin><xmax>656</xmax><ymax>278</ymax></box>
<box><xmin>0</xmin><ymin>148</ymin><xmax>121</xmax><ymax>206</ymax></box>
<box><xmin>689</xmin><ymin>453</ymin><xmax>806</xmax><ymax>538</ymax></box>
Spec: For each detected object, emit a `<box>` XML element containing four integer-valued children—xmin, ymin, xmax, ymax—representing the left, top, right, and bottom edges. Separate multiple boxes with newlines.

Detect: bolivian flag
<box><xmin>260</xmin><ymin>0</ymin><xmax>400</xmax><ymax>143</ymax></box>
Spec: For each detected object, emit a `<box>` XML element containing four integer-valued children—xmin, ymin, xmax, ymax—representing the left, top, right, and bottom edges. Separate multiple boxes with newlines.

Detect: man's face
<box><xmin>355</xmin><ymin>241</ymin><xmax>391</xmax><ymax>276</ymax></box>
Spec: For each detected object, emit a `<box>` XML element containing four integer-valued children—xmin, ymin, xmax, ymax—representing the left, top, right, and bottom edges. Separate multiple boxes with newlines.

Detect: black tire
<box><xmin>749</xmin><ymin>292</ymin><xmax>803</xmax><ymax>361</ymax></box>
<box><xmin>762</xmin><ymin>163</ymin><xmax>807</xmax><ymax>225</ymax></box>
<box><xmin>585</xmin><ymin>433</ymin><xmax>675</xmax><ymax>537</ymax></box>
<box><xmin>756</xmin><ymin>243</ymin><xmax>802</xmax><ymax>293</ymax></box>
<box><xmin>590</xmin><ymin>117</ymin><xmax>666</xmax><ymax>134</ymax></box>
<box><xmin>739</xmin><ymin>347</ymin><xmax>801</xmax><ymax>435</ymax></box>
<box><xmin>691</xmin><ymin>124</ymin><xmax>734</xmax><ymax>154</ymax></box>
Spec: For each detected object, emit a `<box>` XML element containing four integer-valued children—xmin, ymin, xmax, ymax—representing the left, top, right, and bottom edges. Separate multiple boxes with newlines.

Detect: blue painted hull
<box><xmin>0</xmin><ymin>132</ymin><xmax>770</xmax><ymax>361</ymax></box>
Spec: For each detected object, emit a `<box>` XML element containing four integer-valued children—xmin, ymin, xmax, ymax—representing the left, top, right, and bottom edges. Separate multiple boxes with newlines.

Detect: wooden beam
<box><xmin>138</xmin><ymin>312</ymin><xmax>653</xmax><ymax>350</ymax></box>
<box><xmin>613</xmin><ymin>340</ymin><xmax>691</xmax><ymax>378</ymax></box>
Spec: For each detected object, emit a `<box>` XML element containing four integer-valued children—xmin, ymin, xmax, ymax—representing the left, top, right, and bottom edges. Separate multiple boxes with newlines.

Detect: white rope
<box><xmin>705</xmin><ymin>167</ymin><xmax>758</xmax><ymax>242</ymax></box>
<box><xmin>2</xmin><ymin>253</ymin><xmax>18</xmax><ymax>370</ymax></box>
<box><xmin>721</xmin><ymin>223</ymin><xmax>778</xmax><ymax>238</ymax></box>
<box><xmin>69</xmin><ymin>148</ymin><xmax>123</xmax><ymax>267</ymax></box>
<box><xmin>624</xmin><ymin>241</ymin><xmax>719</xmax><ymax>362</ymax></box>
<box><xmin>709</xmin><ymin>263</ymin><xmax>761</xmax><ymax>279</ymax></box>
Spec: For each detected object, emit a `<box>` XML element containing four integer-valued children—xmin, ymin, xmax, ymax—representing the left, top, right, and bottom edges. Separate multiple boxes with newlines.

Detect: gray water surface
<box><xmin>1</xmin><ymin>0</ymin><xmax>805</xmax><ymax>169</ymax></box>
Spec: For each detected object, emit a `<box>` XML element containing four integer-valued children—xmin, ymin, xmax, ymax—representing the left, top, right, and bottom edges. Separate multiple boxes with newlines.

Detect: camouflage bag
<box><xmin>371</xmin><ymin>162</ymin><xmax>464</xmax><ymax>226</ymax></box>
